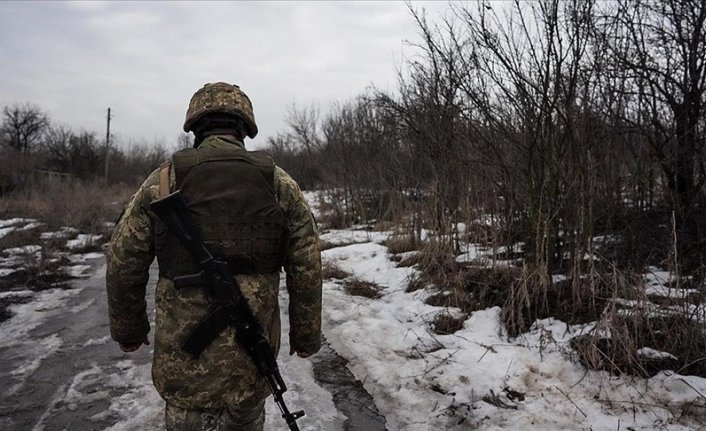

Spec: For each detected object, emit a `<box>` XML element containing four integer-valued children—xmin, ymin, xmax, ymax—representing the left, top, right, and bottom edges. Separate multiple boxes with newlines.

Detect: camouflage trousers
<box><xmin>165</xmin><ymin>398</ymin><xmax>266</xmax><ymax>431</ymax></box>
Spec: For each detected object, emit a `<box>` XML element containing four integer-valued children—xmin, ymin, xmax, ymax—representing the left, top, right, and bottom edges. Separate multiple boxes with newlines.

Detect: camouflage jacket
<box><xmin>106</xmin><ymin>136</ymin><xmax>322</xmax><ymax>408</ymax></box>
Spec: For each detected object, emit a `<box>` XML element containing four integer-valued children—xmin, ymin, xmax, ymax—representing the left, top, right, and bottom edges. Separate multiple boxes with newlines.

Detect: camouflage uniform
<box><xmin>106</xmin><ymin>136</ymin><xmax>322</xmax><ymax>429</ymax></box>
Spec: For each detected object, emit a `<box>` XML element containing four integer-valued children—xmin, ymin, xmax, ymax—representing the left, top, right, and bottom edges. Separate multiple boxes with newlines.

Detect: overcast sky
<box><xmin>0</xmin><ymin>1</ymin><xmax>452</xmax><ymax>149</ymax></box>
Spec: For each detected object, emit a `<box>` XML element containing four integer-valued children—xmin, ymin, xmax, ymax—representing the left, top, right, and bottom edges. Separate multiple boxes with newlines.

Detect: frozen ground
<box><xmin>318</xmin><ymin>232</ymin><xmax>706</xmax><ymax>430</ymax></box>
<box><xmin>0</xmin><ymin>260</ymin><xmax>348</xmax><ymax>431</ymax></box>
<box><xmin>1</xmin><ymin>204</ymin><xmax>706</xmax><ymax>430</ymax></box>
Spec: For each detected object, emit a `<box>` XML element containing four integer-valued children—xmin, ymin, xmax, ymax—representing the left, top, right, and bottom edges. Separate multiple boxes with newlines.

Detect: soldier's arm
<box><xmin>275</xmin><ymin>167</ymin><xmax>322</xmax><ymax>356</ymax></box>
<box><xmin>106</xmin><ymin>170</ymin><xmax>160</xmax><ymax>345</ymax></box>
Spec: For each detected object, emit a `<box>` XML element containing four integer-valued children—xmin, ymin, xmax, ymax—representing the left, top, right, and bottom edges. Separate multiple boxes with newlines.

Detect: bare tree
<box><xmin>1</xmin><ymin>103</ymin><xmax>49</xmax><ymax>154</ymax></box>
<box><xmin>285</xmin><ymin>103</ymin><xmax>322</xmax><ymax>155</ymax></box>
<box><xmin>602</xmin><ymin>0</ymin><xmax>706</xmax><ymax>264</ymax></box>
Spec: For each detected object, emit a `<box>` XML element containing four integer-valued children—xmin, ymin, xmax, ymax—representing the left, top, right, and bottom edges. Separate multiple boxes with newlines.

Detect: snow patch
<box><xmin>0</xmin><ymin>218</ymin><xmax>36</xmax><ymax>228</ymax></box>
<box><xmin>94</xmin><ymin>360</ymin><xmax>165</xmax><ymax>431</ymax></box>
<box><xmin>320</xmin><ymin>229</ymin><xmax>386</xmax><ymax>247</ymax></box>
<box><xmin>70</xmin><ymin>297</ymin><xmax>96</xmax><ymax>314</ymax></box>
<box><xmin>0</xmin><ymin>267</ymin><xmax>17</xmax><ymax>277</ymax></box>
<box><xmin>264</xmin><ymin>277</ymin><xmax>345</xmax><ymax>431</ymax></box>
<box><xmin>63</xmin><ymin>265</ymin><xmax>92</xmax><ymax>278</ymax></box>
<box><xmin>66</xmin><ymin>234</ymin><xmax>103</xmax><ymax>250</ymax></box>
<box><xmin>0</xmin><ymin>287</ymin><xmax>81</xmax><ymax>346</ymax></box>
<box><xmin>4</xmin><ymin>244</ymin><xmax>42</xmax><ymax>255</ymax></box>
<box><xmin>0</xmin><ymin>226</ymin><xmax>17</xmax><ymax>238</ymax></box>
<box><xmin>0</xmin><ymin>289</ymin><xmax>33</xmax><ymax>299</ymax></box>
<box><xmin>20</xmin><ymin>222</ymin><xmax>45</xmax><ymax>231</ymax></box>
<box><xmin>83</xmin><ymin>335</ymin><xmax>111</xmax><ymax>347</ymax></box>
<box><xmin>637</xmin><ymin>347</ymin><xmax>678</xmax><ymax>361</ymax></box>
<box><xmin>41</xmin><ymin>226</ymin><xmax>79</xmax><ymax>240</ymax></box>
<box><xmin>67</xmin><ymin>252</ymin><xmax>104</xmax><ymax>263</ymax></box>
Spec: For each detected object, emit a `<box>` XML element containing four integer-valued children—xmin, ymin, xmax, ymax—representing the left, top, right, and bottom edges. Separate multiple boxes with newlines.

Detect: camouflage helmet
<box><xmin>183</xmin><ymin>82</ymin><xmax>258</xmax><ymax>138</ymax></box>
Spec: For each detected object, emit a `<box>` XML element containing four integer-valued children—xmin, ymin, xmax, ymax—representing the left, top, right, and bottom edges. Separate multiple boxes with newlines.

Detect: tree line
<box><xmin>2</xmin><ymin>0</ymin><xmax>703</xmax><ymax>281</ymax></box>
<box><xmin>0</xmin><ymin>103</ymin><xmax>192</xmax><ymax>192</ymax></box>
<box><xmin>263</xmin><ymin>0</ymin><xmax>706</xmax><ymax>281</ymax></box>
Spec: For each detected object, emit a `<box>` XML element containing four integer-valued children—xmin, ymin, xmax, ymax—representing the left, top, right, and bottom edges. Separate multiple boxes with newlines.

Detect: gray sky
<box><xmin>0</xmin><ymin>1</ymin><xmax>451</xmax><ymax>149</ymax></box>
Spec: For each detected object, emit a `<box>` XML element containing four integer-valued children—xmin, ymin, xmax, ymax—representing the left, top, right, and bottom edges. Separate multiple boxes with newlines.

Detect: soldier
<box><xmin>106</xmin><ymin>82</ymin><xmax>322</xmax><ymax>430</ymax></box>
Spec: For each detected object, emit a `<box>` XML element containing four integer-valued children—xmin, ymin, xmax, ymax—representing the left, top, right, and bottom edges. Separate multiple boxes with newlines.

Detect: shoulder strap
<box><xmin>159</xmin><ymin>161</ymin><xmax>170</xmax><ymax>198</ymax></box>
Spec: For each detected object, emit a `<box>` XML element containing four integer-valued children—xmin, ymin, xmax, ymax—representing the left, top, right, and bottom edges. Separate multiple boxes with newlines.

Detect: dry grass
<box><xmin>412</xmin><ymin>238</ymin><xmax>706</xmax><ymax>377</ymax></box>
<box><xmin>405</xmin><ymin>274</ymin><xmax>429</xmax><ymax>292</ymax></box>
<box><xmin>399</xmin><ymin>239</ymin><xmax>458</xmax><ymax>272</ymax></box>
<box><xmin>431</xmin><ymin>312</ymin><xmax>467</xmax><ymax>335</ymax></box>
<box><xmin>500</xmin><ymin>268</ymin><xmax>646</xmax><ymax>337</ymax></box>
<box><xmin>342</xmin><ymin>277</ymin><xmax>382</xmax><ymax>299</ymax></box>
<box><xmin>383</xmin><ymin>234</ymin><xmax>419</xmax><ymax>255</ymax></box>
<box><xmin>0</xmin><ymin>227</ymin><xmax>43</xmax><ymax>251</ymax></box>
<box><xmin>316</xmin><ymin>192</ymin><xmax>350</xmax><ymax>229</ymax></box>
<box><xmin>408</xmin><ymin>237</ymin><xmax>522</xmax><ymax>315</ymax></box>
<box><xmin>0</xmin><ymin>180</ymin><xmax>133</xmax><ymax>233</ymax></box>
<box><xmin>322</xmin><ymin>260</ymin><xmax>350</xmax><ymax>280</ymax></box>
<box><xmin>571</xmin><ymin>312</ymin><xmax>706</xmax><ymax>377</ymax></box>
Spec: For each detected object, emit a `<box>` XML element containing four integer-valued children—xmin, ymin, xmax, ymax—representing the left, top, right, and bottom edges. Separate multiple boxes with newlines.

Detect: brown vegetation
<box><xmin>431</xmin><ymin>312</ymin><xmax>467</xmax><ymax>335</ymax></box>
<box><xmin>0</xmin><ymin>181</ymin><xmax>132</xmax><ymax>233</ymax></box>
<box><xmin>260</xmin><ymin>0</ymin><xmax>706</xmax><ymax>378</ymax></box>
<box><xmin>322</xmin><ymin>260</ymin><xmax>350</xmax><ymax>280</ymax></box>
<box><xmin>342</xmin><ymin>278</ymin><xmax>382</xmax><ymax>299</ymax></box>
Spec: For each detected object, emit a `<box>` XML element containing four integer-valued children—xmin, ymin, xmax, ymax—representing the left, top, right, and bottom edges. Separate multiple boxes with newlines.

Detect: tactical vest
<box><xmin>154</xmin><ymin>146</ymin><xmax>288</xmax><ymax>279</ymax></box>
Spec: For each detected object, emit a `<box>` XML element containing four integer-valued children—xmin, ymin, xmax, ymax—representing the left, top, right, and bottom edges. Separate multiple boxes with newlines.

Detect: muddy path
<box><xmin>0</xmin><ymin>259</ymin><xmax>158</xmax><ymax>431</ymax></box>
<box><xmin>0</xmin><ymin>258</ymin><xmax>386</xmax><ymax>430</ymax></box>
<box><xmin>311</xmin><ymin>337</ymin><xmax>387</xmax><ymax>431</ymax></box>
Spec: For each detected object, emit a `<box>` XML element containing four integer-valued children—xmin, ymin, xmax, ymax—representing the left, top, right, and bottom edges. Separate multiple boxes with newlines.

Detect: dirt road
<box><xmin>0</xmin><ymin>259</ymin><xmax>386</xmax><ymax>430</ymax></box>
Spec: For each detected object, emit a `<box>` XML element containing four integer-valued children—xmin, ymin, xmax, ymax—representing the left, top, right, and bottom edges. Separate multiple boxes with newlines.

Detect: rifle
<box><xmin>150</xmin><ymin>191</ymin><xmax>305</xmax><ymax>431</ymax></box>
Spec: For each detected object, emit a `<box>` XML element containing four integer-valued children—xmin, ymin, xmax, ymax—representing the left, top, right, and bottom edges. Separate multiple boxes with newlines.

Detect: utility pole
<box><xmin>104</xmin><ymin>107</ymin><xmax>111</xmax><ymax>183</ymax></box>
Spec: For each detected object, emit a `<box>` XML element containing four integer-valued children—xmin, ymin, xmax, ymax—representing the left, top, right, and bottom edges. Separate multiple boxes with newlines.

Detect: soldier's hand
<box><xmin>289</xmin><ymin>347</ymin><xmax>312</xmax><ymax>358</ymax></box>
<box><xmin>119</xmin><ymin>335</ymin><xmax>150</xmax><ymax>353</ymax></box>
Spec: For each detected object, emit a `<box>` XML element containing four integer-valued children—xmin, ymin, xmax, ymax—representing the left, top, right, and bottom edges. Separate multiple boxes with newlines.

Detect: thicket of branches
<box><xmin>266</xmin><ymin>0</ymin><xmax>706</xmax><ymax>279</ymax></box>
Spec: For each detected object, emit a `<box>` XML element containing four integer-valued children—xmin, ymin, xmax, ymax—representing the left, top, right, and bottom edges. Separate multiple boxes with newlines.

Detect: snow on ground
<box><xmin>263</xmin><ymin>274</ymin><xmax>345</xmax><ymax>431</ymax></box>
<box><xmin>0</xmin><ymin>268</ymin><xmax>17</xmax><ymax>277</ymax></box>
<box><xmin>3</xmin><ymin>209</ymin><xmax>706</xmax><ymax>430</ymax></box>
<box><xmin>69</xmin><ymin>252</ymin><xmax>106</xmax><ymax>262</ymax></box>
<box><xmin>96</xmin><ymin>360</ymin><xmax>165</xmax><ymax>431</ymax></box>
<box><xmin>4</xmin><ymin>244</ymin><xmax>42</xmax><ymax>255</ymax></box>
<box><xmin>320</xmin><ymin>231</ymin><xmax>706</xmax><ymax>430</ymax></box>
<box><xmin>320</xmin><ymin>228</ymin><xmax>388</xmax><ymax>248</ymax></box>
<box><xmin>0</xmin><ymin>219</ymin><xmax>40</xmax><ymax>238</ymax></box>
<box><xmin>644</xmin><ymin>267</ymin><xmax>699</xmax><ymax>299</ymax></box>
<box><xmin>0</xmin><ymin>218</ymin><xmax>37</xmax><ymax>228</ymax></box>
<box><xmin>63</xmin><ymin>264</ymin><xmax>93</xmax><ymax>278</ymax></box>
<box><xmin>1</xmin><ymin>287</ymin><xmax>81</xmax><ymax>395</ymax></box>
<box><xmin>41</xmin><ymin>226</ymin><xmax>79</xmax><ymax>240</ymax></box>
<box><xmin>66</xmin><ymin>234</ymin><xmax>103</xmax><ymax>250</ymax></box>
<box><xmin>0</xmin><ymin>226</ymin><xmax>17</xmax><ymax>238</ymax></box>
<box><xmin>0</xmin><ymin>287</ymin><xmax>81</xmax><ymax>345</ymax></box>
